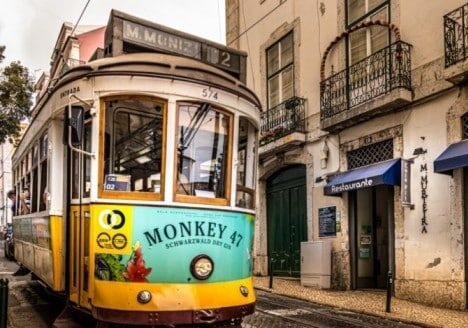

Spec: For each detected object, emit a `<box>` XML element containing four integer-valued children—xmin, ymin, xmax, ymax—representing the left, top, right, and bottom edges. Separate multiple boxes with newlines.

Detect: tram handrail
<box><xmin>67</xmin><ymin>94</ymin><xmax>95</xmax><ymax>158</ymax></box>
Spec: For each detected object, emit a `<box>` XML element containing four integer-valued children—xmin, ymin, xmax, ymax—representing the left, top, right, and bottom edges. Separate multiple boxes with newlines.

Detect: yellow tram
<box><xmin>11</xmin><ymin>11</ymin><xmax>260</xmax><ymax>326</ymax></box>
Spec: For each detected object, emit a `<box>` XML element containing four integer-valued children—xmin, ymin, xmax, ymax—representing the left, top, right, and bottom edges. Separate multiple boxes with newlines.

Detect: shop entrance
<box><xmin>350</xmin><ymin>185</ymin><xmax>394</xmax><ymax>289</ymax></box>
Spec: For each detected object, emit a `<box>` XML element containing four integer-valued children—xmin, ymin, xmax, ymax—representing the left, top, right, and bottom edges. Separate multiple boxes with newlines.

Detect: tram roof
<box><xmin>104</xmin><ymin>10</ymin><xmax>248</xmax><ymax>83</ymax></box>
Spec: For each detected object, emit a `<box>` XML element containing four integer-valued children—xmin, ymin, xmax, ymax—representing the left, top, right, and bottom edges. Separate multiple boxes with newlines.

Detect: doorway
<box><xmin>350</xmin><ymin>185</ymin><xmax>394</xmax><ymax>289</ymax></box>
<box><xmin>266</xmin><ymin>165</ymin><xmax>307</xmax><ymax>277</ymax></box>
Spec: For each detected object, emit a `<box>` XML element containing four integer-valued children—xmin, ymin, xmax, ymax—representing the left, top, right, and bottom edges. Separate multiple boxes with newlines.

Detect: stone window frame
<box><xmin>259</xmin><ymin>18</ymin><xmax>301</xmax><ymax>111</ymax></box>
<box><xmin>339</xmin><ymin>125</ymin><xmax>403</xmax><ymax>171</ymax></box>
<box><xmin>266</xmin><ymin>32</ymin><xmax>295</xmax><ymax>109</ymax></box>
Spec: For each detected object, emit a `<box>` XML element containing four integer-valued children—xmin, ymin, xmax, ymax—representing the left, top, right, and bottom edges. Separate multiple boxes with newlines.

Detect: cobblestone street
<box><xmin>1</xmin><ymin>240</ymin><xmax>431</xmax><ymax>328</ymax></box>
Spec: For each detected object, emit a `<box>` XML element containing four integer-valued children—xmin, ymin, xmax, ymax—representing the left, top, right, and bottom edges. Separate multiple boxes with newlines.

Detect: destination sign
<box><xmin>122</xmin><ymin>20</ymin><xmax>241</xmax><ymax>74</ymax></box>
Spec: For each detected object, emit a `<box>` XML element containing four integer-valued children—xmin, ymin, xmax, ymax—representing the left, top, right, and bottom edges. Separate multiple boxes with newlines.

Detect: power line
<box><xmin>228</xmin><ymin>0</ymin><xmax>287</xmax><ymax>46</ymax></box>
<box><xmin>241</xmin><ymin>0</ymin><xmax>256</xmax><ymax>90</ymax></box>
<box><xmin>70</xmin><ymin>0</ymin><xmax>92</xmax><ymax>37</ymax></box>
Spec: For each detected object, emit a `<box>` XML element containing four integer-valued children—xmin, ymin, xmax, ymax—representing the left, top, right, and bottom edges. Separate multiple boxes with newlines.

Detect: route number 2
<box><xmin>202</xmin><ymin>88</ymin><xmax>218</xmax><ymax>100</ymax></box>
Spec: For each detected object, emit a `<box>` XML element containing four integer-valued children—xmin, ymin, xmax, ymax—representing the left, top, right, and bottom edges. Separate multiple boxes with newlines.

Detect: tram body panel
<box><xmin>12</xmin><ymin>215</ymin><xmax>64</xmax><ymax>290</ymax></box>
<box><xmin>92</xmin><ymin>278</ymin><xmax>255</xmax><ymax>311</ymax></box>
<box><xmin>89</xmin><ymin>204</ymin><xmax>254</xmax><ymax>311</ymax></box>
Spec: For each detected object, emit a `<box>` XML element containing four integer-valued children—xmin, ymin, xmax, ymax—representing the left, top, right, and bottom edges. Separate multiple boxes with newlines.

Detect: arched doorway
<box><xmin>266</xmin><ymin>165</ymin><xmax>307</xmax><ymax>277</ymax></box>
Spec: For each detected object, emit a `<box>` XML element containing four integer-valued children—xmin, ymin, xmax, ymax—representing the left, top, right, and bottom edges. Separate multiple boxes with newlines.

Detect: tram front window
<box><xmin>103</xmin><ymin>97</ymin><xmax>165</xmax><ymax>195</ymax></box>
<box><xmin>176</xmin><ymin>102</ymin><xmax>231</xmax><ymax>201</ymax></box>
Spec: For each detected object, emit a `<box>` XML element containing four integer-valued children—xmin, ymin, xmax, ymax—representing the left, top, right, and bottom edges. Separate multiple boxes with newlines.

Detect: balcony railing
<box><xmin>260</xmin><ymin>96</ymin><xmax>306</xmax><ymax>146</ymax></box>
<box><xmin>444</xmin><ymin>3</ymin><xmax>468</xmax><ymax>67</ymax></box>
<box><xmin>320</xmin><ymin>41</ymin><xmax>412</xmax><ymax>120</ymax></box>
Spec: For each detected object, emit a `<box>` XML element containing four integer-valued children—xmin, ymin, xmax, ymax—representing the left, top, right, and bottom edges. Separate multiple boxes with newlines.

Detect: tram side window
<box><xmin>39</xmin><ymin>133</ymin><xmax>49</xmax><ymax>211</ymax></box>
<box><xmin>71</xmin><ymin>114</ymin><xmax>91</xmax><ymax>200</ymax></box>
<box><xmin>103</xmin><ymin>98</ymin><xmax>165</xmax><ymax>195</ymax></box>
<box><xmin>12</xmin><ymin>132</ymin><xmax>50</xmax><ymax>215</ymax></box>
<box><xmin>236</xmin><ymin>118</ymin><xmax>257</xmax><ymax>209</ymax></box>
<box><xmin>176</xmin><ymin>102</ymin><xmax>231</xmax><ymax>200</ymax></box>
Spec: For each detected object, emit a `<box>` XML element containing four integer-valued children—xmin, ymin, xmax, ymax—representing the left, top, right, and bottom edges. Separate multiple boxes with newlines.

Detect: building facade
<box><xmin>227</xmin><ymin>0</ymin><xmax>468</xmax><ymax>309</ymax></box>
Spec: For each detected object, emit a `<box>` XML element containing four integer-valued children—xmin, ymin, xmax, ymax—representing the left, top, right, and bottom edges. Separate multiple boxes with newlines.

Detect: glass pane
<box><xmin>72</xmin><ymin>151</ymin><xmax>80</xmax><ymax>199</ymax></box>
<box><xmin>41</xmin><ymin>134</ymin><xmax>48</xmax><ymax>159</ymax></box>
<box><xmin>268</xmin><ymin>75</ymin><xmax>279</xmax><ymax>108</ymax></box>
<box><xmin>370</xmin><ymin>9</ymin><xmax>388</xmax><ymax>53</ymax></box>
<box><xmin>368</xmin><ymin>0</ymin><xmax>386</xmax><ymax>12</ymax></box>
<box><xmin>267</xmin><ymin>43</ymin><xmax>279</xmax><ymax>76</ymax></box>
<box><xmin>33</xmin><ymin>145</ymin><xmax>38</xmax><ymax>166</ymax></box>
<box><xmin>39</xmin><ymin>161</ymin><xmax>48</xmax><ymax>211</ymax></box>
<box><xmin>83</xmin><ymin>121</ymin><xmax>92</xmax><ymax>198</ymax></box>
<box><xmin>348</xmin><ymin>0</ymin><xmax>365</xmax><ymax>23</ymax></box>
<box><xmin>32</xmin><ymin>168</ymin><xmax>38</xmax><ymax>213</ymax></box>
<box><xmin>280</xmin><ymin>34</ymin><xmax>293</xmax><ymax>68</ymax></box>
<box><xmin>350</xmin><ymin>28</ymin><xmax>367</xmax><ymax>64</ymax></box>
<box><xmin>176</xmin><ymin>103</ymin><xmax>230</xmax><ymax>199</ymax></box>
<box><xmin>236</xmin><ymin>189</ymin><xmax>254</xmax><ymax>209</ymax></box>
<box><xmin>104</xmin><ymin>98</ymin><xmax>164</xmax><ymax>193</ymax></box>
<box><xmin>236</xmin><ymin>117</ymin><xmax>256</xmax><ymax>209</ymax></box>
<box><xmin>282</xmin><ymin>66</ymin><xmax>294</xmax><ymax>101</ymax></box>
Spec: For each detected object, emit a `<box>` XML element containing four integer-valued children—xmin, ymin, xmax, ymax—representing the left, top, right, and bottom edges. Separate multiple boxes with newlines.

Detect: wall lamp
<box><xmin>412</xmin><ymin>147</ymin><xmax>427</xmax><ymax>156</ymax></box>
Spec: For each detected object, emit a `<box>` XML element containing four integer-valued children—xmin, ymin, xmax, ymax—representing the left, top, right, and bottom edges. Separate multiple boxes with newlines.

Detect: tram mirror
<box><xmin>63</xmin><ymin>105</ymin><xmax>84</xmax><ymax>146</ymax></box>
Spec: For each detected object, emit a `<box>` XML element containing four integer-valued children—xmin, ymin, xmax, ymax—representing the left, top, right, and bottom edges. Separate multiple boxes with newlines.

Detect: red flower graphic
<box><xmin>123</xmin><ymin>245</ymin><xmax>152</xmax><ymax>282</ymax></box>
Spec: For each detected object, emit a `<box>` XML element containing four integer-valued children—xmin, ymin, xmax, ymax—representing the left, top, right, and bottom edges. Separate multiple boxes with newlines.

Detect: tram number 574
<box><xmin>201</xmin><ymin>88</ymin><xmax>218</xmax><ymax>100</ymax></box>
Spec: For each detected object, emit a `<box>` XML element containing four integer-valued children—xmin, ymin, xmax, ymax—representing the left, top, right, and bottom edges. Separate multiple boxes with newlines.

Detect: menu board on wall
<box><xmin>319</xmin><ymin>206</ymin><xmax>336</xmax><ymax>237</ymax></box>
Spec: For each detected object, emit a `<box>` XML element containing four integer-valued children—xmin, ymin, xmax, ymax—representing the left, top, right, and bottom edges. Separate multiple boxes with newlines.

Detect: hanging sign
<box><xmin>401</xmin><ymin>159</ymin><xmax>414</xmax><ymax>207</ymax></box>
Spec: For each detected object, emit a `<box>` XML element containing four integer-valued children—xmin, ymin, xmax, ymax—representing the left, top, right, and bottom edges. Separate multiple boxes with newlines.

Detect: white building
<box><xmin>227</xmin><ymin>0</ymin><xmax>468</xmax><ymax>309</ymax></box>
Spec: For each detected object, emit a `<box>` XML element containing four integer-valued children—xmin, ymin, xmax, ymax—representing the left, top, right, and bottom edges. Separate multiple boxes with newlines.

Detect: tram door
<box><xmin>68</xmin><ymin>114</ymin><xmax>92</xmax><ymax>308</ymax></box>
<box><xmin>267</xmin><ymin>165</ymin><xmax>307</xmax><ymax>277</ymax></box>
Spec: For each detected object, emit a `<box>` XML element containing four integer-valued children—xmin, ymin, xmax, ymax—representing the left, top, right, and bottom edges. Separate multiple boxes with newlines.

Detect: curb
<box><xmin>254</xmin><ymin>286</ymin><xmax>439</xmax><ymax>328</ymax></box>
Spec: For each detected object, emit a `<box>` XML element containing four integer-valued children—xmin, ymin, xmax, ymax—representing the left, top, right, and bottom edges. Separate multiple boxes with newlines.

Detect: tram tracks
<box><xmin>251</xmin><ymin>291</ymin><xmax>421</xmax><ymax>328</ymax></box>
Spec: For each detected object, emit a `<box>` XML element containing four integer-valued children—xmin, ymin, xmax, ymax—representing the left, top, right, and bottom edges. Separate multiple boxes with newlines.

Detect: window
<box><xmin>71</xmin><ymin>113</ymin><xmax>91</xmax><ymax>199</ymax></box>
<box><xmin>101</xmin><ymin>97</ymin><xmax>165</xmax><ymax>200</ymax></box>
<box><xmin>12</xmin><ymin>132</ymin><xmax>49</xmax><ymax>216</ymax></box>
<box><xmin>267</xmin><ymin>33</ymin><xmax>294</xmax><ymax>108</ymax></box>
<box><xmin>347</xmin><ymin>139</ymin><xmax>393</xmax><ymax>169</ymax></box>
<box><xmin>236</xmin><ymin>118</ymin><xmax>257</xmax><ymax>209</ymax></box>
<box><xmin>39</xmin><ymin>133</ymin><xmax>49</xmax><ymax>211</ymax></box>
<box><xmin>347</xmin><ymin>0</ymin><xmax>389</xmax><ymax>65</ymax></box>
<box><xmin>175</xmin><ymin>102</ymin><xmax>232</xmax><ymax>205</ymax></box>
<box><xmin>463</xmin><ymin>113</ymin><xmax>468</xmax><ymax>139</ymax></box>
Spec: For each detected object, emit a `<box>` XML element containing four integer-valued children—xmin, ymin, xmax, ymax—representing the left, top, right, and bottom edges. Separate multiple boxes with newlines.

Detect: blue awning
<box><xmin>434</xmin><ymin>139</ymin><xmax>468</xmax><ymax>175</ymax></box>
<box><xmin>324</xmin><ymin>158</ymin><xmax>401</xmax><ymax>196</ymax></box>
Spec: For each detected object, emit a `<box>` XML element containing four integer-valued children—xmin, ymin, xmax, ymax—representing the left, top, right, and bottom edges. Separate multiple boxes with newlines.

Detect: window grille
<box><xmin>347</xmin><ymin>139</ymin><xmax>393</xmax><ymax>169</ymax></box>
<box><xmin>463</xmin><ymin>113</ymin><xmax>468</xmax><ymax>139</ymax></box>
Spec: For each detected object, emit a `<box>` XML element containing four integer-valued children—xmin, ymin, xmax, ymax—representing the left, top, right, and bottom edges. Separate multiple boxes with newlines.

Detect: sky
<box><xmin>0</xmin><ymin>0</ymin><xmax>226</xmax><ymax>75</ymax></box>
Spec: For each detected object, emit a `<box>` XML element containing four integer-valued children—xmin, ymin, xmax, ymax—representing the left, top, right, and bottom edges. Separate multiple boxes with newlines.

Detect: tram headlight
<box><xmin>137</xmin><ymin>290</ymin><xmax>152</xmax><ymax>304</ymax></box>
<box><xmin>190</xmin><ymin>255</ymin><xmax>214</xmax><ymax>280</ymax></box>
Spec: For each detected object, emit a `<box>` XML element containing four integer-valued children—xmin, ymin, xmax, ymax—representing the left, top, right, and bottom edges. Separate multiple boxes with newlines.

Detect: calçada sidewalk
<box><xmin>253</xmin><ymin>277</ymin><xmax>468</xmax><ymax>328</ymax></box>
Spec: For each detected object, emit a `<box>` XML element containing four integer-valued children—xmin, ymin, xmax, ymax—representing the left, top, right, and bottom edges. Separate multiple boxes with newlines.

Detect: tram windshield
<box><xmin>176</xmin><ymin>102</ymin><xmax>231</xmax><ymax>200</ymax></box>
<box><xmin>103</xmin><ymin>97</ymin><xmax>165</xmax><ymax>194</ymax></box>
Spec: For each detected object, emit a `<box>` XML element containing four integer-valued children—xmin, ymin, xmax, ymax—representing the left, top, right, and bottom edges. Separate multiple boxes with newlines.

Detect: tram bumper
<box><xmin>92</xmin><ymin>302</ymin><xmax>255</xmax><ymax>326</ymax></box>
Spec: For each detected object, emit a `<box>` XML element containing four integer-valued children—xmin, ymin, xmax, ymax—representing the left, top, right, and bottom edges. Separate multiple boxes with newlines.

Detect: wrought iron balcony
<box><xmin>320</xmin><ymin>41</ymin><xmax>412</xmax><ymax>124</ymax></box>
<box><xmin>260</xmin><ymin>97</ymin><xmax>306</xmax><ymax>147</ymax></box>
<box><xmin>444</xmin><ymin>4</ymin><xmax>468</xmax><ymax>68</ymax></box>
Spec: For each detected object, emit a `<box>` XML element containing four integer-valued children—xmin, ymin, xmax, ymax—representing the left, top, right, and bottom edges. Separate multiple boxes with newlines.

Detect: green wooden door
<box><xmin>267</xmin><ymin>165</ymin><xmax>307</xmax><ymax>277</ymax></box>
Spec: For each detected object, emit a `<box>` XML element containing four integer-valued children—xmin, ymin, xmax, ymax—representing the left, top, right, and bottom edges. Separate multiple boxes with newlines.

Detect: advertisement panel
<box><xmin>93</xmin><ymin>205</ymin><xmax>254</xmax><ymax>284</ymax></box>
